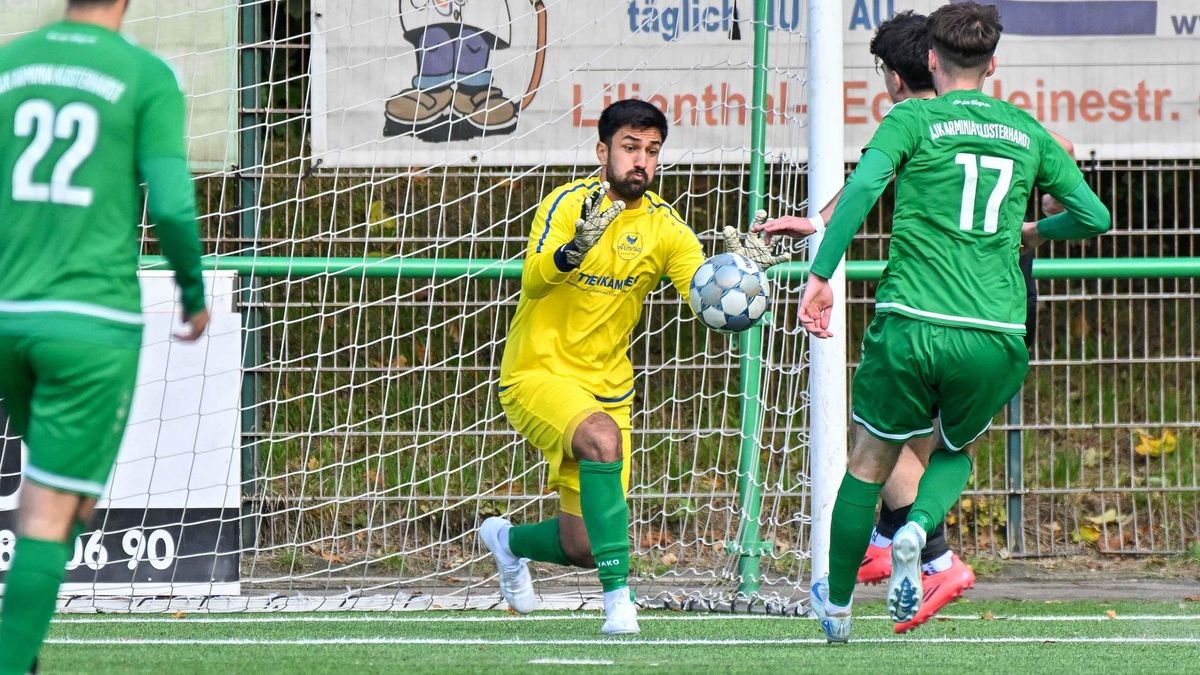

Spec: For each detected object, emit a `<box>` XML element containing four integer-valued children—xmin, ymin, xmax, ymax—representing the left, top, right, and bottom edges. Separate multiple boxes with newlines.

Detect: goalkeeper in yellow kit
<box><xmin>480</xmin><ymin>99</ymin><xmax>800</xmax><ymax>634</ymax></box>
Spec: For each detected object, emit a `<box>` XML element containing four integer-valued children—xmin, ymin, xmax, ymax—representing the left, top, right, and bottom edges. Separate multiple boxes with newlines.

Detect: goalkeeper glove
<box><xmin>560</xmin><ymin>181</ymin><xmax>626</xmax><ymax>268</ymax></box>
<box><xmin>723</xmin><ymin>209</ymin><xmax>791</xmax><ymax>269</ymax></box>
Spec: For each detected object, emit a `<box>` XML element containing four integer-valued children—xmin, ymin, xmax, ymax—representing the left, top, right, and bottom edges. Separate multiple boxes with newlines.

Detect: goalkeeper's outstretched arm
<box><xmin>522</xmin><ymin>181</ymin><xmax>624</xmax><ymax>299</ymax></box>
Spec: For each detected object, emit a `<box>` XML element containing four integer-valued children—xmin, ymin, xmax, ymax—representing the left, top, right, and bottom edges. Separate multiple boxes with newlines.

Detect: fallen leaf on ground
<box><xmin>1075</xmin><ymin>523</ymin><xmax>1099</xmax><ymax>542</ymax></box>
<box><xmin>1134</xmin><ymin>428</ymin><xmax>1178</xmax><ymax>457</ymax></box>
<box><xmin>1085</xmin><ymin>508</ymin><xmax>1120</xmax><ymax>526</ymax></box>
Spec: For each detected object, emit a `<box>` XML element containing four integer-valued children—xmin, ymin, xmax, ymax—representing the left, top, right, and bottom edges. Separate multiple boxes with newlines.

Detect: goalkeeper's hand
<box><xmin>561</xmin><ymin>181</ymin><xmax>625</xmax><ymax>268</ymax></box>
<box><xmin>722</xmin><ymin>210</ymin><xmax>791</xmax><ymax>269</ymax></box>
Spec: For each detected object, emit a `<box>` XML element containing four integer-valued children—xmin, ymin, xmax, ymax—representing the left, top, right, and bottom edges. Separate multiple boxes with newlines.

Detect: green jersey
<box><xmin>862</xmin><ymin>90</ymin><xmax>1083</xmax><ymax>334</ymax></box>
<box><xmin>0</xmin><ymin>21</ymin><xmax>203</xmax><ymax>341</ymax></box>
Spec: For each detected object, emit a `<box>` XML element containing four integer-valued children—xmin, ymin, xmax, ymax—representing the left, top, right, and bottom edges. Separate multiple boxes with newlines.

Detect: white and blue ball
<box><xmin>688</xmin><ymin>252</ymin><xmax>770</xmax><ymax>333</ymax></box>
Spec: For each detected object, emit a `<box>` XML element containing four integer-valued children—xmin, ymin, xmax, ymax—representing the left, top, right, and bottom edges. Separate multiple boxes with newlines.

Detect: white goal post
<box><xmin>0</xmin><ymin>0</ymin><xmax>849</xmax><ymax>613</ymax></box>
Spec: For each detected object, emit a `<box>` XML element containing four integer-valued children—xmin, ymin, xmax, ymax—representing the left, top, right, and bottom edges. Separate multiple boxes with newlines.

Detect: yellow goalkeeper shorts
<box><xmin>499</xmin><ymin>374</ymin><xmax>632</xmax><ymax>516</ymax></box>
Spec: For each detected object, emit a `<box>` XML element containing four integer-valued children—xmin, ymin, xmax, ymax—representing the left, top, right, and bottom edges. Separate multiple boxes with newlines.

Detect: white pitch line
<box><xmin>51</xmin><ymin>613</ymin><xmax>1200</xmax><ymax>624</ymax></box>
<box><xmin>44</xmin><ymin>637</ymin><xmax>1200</xmax><ymax>646</ymax></box>
<box><xmin>529</xmin><ymin>658</ymin><xmax>614</xmax><ymax>665</ymax></box>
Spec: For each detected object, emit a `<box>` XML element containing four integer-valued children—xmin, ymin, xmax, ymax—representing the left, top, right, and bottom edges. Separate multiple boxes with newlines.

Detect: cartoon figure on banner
<box><xmin>385</xmin><ymin>0</ymin><xmax>548</xmax><ymax>141</ymax></box>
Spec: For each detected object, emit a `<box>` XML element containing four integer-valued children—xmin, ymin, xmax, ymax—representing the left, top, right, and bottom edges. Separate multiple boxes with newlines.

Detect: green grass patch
<box><xmin>41</xmin><ymin>601</ymin><xmax>1200</xmax><ymax>673</ymax></box>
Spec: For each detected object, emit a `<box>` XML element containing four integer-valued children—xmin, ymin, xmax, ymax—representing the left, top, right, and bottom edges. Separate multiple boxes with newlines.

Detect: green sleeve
<box><xmin>136</xmin><ymin>56</ymin><xmax>203</xmax><ymax>315</ymax></box>
<box><xmin>136</xmin><ymin>58</ymin><xmax>188</xmax><ymax>161</ymax></box>
<box><xmin>1036</xmin><ymin>182</ymin><xmax>1111</xmax><ymax>240</ymax></box>
<box><xmin>1035</xmin><ymin>128</ymin><xmax>1085</xmax><ymax>199</ymax></box>
<box><xmin>810</xmin><ymin>149</ymin><xmax>896</xmax><ymax>279</ymax></box>
<box><xmin>140</xmin><ymin>156</ymin><xmax>205</xmax><ymax>315</ymax></box>
<box><xmin>863</xmin><ymin>98</ymin><xmax>922</xmax><ymax>168</ymax></box>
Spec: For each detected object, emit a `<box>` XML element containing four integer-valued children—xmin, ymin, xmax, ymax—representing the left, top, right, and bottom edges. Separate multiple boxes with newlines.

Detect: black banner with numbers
<box><xmin>0</xmin><ymin>507</ymin><xmax>240</xmax><ymax>585</ymax></box>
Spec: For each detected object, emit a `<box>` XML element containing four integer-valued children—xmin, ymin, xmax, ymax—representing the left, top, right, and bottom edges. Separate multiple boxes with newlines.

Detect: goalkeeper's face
<box><xmin>598</xmin><ymin>126</ymin><xmax>663</xmax><ymax>202</ymax></box>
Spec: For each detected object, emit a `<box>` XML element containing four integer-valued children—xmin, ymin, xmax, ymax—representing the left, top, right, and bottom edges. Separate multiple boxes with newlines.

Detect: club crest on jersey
<box><xmin>615</xmin><ymin>232</ymin><xmax>643</xmax><ymax>260</ymax></box>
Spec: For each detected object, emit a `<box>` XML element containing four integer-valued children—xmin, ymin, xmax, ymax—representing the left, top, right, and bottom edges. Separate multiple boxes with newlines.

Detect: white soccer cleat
<box><xmin>887</xmin><ymin>522</ymin><xmax>928</xmax><ymax>623</ymax></box>
<box><xmin>809</xmin><ymin>576</ymin><xmax>852</xmax><ymax>643</ymax></box>
<box><xmin>479</xmin><ymin>516</ymin><xmax>538</xmax><ymax>615</ymax></box>
<box><xmin>601</xmin><ymin>587</ymin><xmax>640</xmax><ymax>635</ymax></box>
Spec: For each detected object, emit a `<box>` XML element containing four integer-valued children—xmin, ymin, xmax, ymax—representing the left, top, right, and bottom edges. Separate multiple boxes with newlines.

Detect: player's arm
<box><xmin>758</xmin><ymin>100</ymin><xmax>916</xmax><ymax>243</ymax></box>
<box><xmin>1021</xmin><ymin>182</ymin><xmax>1110</xmax><ymax>249</ymax></box>
<box><xmin>137</xmin><ymin>63</ymin><xmax>208</xmax><ymax>340</ymax></box>
<box><xmin>722</xmin><ymin>210</ymin><xmax>790</xmax><ymax>270</ymax></box>
<box><xmin>752</xmin><ymin>187</ymin><xmax>843</xmax><ymax>242</ymax></box>
<box><xmin>808</xmin><ymin>150</ymin><xmax>895</xmax><ymax>281</ymax></box>
<box><xmin>1040</xmin><ymin>131</ymin><xmax>1075</xmax><ymax>216</ymax></box>
<box><xmin>520</xmin><ymin>181</ymin><xmax>625</xmax><ymax>300</ymax></box>
<box><xmin>797</xmin><ymin>149</ymin><xmax>895</xmax><ymax>338</ymax></box>
<box><xmin>1022</xmin><ymin>134</ymin><xmax>1110</xmax><ymax>250</ymax></box>
<box><xmin>800</xmin><ymin>101</ymin><xmax>917</xmax><ymax>338</ymax></box>
<box><xmin>664</xmin><ymin>218</ymin><xmax>706</xmax><ymax>299</ymax></box>
<box><xmin>1022</xmin><ymin>131</ymin><xmax>1074</xmax><ymax>237</ymax></box>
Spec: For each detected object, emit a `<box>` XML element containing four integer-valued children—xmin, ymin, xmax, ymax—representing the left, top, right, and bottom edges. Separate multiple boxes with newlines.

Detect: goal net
<box><xmin>0</xmin><ymin>0</ymin><xmax>831</xmax><ymax>613</ymax></box>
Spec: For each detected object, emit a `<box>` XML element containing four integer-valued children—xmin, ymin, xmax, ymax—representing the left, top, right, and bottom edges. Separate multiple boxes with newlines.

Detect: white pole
<box><xmin>806</xmin><ymin>0</ymin><xmax>847</xmax><ymax>586</ymax></box>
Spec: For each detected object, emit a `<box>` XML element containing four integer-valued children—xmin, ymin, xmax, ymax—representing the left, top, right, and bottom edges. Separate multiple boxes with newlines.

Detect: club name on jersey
<box><xmin>928</xmin><ymin>119</ymin><xmax>1030</xmax><ymax>149</ymax></box>
<box><xmin>0</xmin><ymin>64</ymin><xmax>126</xmax><ymax>103</ymax></box>
<box><xmin>574</xmin><ymin>272</ymin><xmax>639</xmax><ymax>290</ymax></box>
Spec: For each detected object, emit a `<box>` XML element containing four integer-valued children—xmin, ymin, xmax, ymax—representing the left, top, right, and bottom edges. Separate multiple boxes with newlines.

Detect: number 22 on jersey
<box><xmin>12</xmin><ymin>98</ymin><xmax>98</xmax><ymax>207</ymax></box>
<box><xmin>955</xmin><ymin>152</ymin><xmax>1013</xmax><ymax>234</ymax></box>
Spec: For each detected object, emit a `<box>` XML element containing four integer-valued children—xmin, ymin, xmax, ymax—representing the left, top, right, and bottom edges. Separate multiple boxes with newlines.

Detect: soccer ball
<box><xmin>688</xmin><ymin>252</ymin><xmax>770</xmax><ymax>333</ymax></box>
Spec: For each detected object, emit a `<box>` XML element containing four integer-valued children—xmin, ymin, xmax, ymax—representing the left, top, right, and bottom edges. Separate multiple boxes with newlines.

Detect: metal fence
<box><xmin>212</xmin><ymin>3</ymin><xmax>1199</xmax><ymax>562</ymax></box>
<box><xmin>201</xmin><ymin>1</ymin><xmax>1195</xmax><ymax>557</ymax></box>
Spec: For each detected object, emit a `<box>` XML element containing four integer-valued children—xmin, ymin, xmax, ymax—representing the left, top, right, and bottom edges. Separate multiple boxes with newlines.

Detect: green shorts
<box><xmin>0</xmin><ymin>334</ymin><xmax>140</xmax><ymax>497</ymax></box>
<box><xmin>852</xmin><ymin>314</ymin><xmax>1028</xmax><ymax>451</ymax></box>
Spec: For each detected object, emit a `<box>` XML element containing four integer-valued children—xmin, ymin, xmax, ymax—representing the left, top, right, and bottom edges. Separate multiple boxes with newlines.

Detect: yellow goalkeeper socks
<box><xmin>909</xmin><ymin>448</ymin><xmax>973</xmax><ymax>536</ymax></box>
<box><xmin>0</xmin><ymin>537</ymin><xmax>70</xmax><ymax>674</ymax></box>
<box><xmin>579</xmin><ymin>459</ymin><xmax>630</xmax><ymax>593</ymax></box>
<box><xmin>827</xmin><ymin>472</ymin><xmax>883</xmax><ymax>606</ymax></box>
<box><xmin>509</xmin><ymin>517</ymin><xmax>572</xmax><ymax>566</ymax></box>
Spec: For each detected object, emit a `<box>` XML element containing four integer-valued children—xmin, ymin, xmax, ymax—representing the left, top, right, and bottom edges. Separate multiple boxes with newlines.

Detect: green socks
<box><xmin>579</xmin><ymin>459</ymin><xmax>630</xmax><ymax>593</ymax></box>
<box><xmin>508</xmin><ymin>460</ymin><xmax>631</xmax><ymax>591</ymax></box>
<box><xmin>909</xmin><ymin>448</ymin><xmax>974</xmax><ymax>536</ymax></box>
<box><xmin>828</xmin><ymin>472</ymin><xmax>884</xmax><ymax>607</ymax></box>
<box><xmin>508</xmin><ymin>517</ymin><xmax>572</xmax><ymax>566</ymax></box>
<box><xmin>0</xmin><ymin>537</ymin><xmax>71</xmax><ymax>674</ymax></box>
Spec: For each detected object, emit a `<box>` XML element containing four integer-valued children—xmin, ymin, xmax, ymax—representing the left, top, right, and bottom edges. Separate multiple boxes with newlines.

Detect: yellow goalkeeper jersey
<box><xmin>500</xmin><ymin>179</ymin><xmax>706</xmax><ymax>401</ymax></box>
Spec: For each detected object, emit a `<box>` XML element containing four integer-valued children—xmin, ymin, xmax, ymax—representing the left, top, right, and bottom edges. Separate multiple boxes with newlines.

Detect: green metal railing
<box><xmin>140</xmin><ymin>252</ymin><xmax>1200</xmax><ymax>593</ymax></box>
<box><xmin>139</xmin><ymin>256</ymin><xmax>1200</xmax><ymax>281</ymax></box>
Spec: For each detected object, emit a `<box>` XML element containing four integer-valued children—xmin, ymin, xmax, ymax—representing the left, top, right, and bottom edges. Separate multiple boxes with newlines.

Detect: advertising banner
<box><xmin>312</xmin><ymin>0</ymin><xmax>1199</xmax><ymax>166</ymax></box>
<box><xmin>0</xmin><ymin>272</ymin><xmax>242</xmax><ymax>596</ymax></box>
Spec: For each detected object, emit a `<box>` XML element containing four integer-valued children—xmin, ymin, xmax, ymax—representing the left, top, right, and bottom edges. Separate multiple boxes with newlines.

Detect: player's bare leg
<box><xmin>555</xmin><ymin>514</ymin><xmax>594</xmax><ymax>567</ymax></box>
<box><xmin>859</xmin><ymin>443</ymin><xmax>928</xmax><ymax>584</ymax></box>
<box><xmin>815</xmin><ymin>426</ymin><xmax>902</xmax><ymax>642</ymax></box>
<box><xmin>859</xmin><ymin>421</ymin><xmax>975</xmax><ymax>630</ymax></box>
<box><xmin>891</xmin><ymin>435</ymin><xmax>975</xmax><ymax>632</ymax></box>
<box><xmin>890</xmin><ymin>439</ymin><xmax>978</xmax><ymax>624</ymax></box>
<box><xmin>0</xmin><ymin>484</ymin><xmax>95</xmax><ymax>672</ymax></box>
<box><xmin>563</xmin><ymin>413</ymin><xmax>637</xmax><ymax>634</ymax></box>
